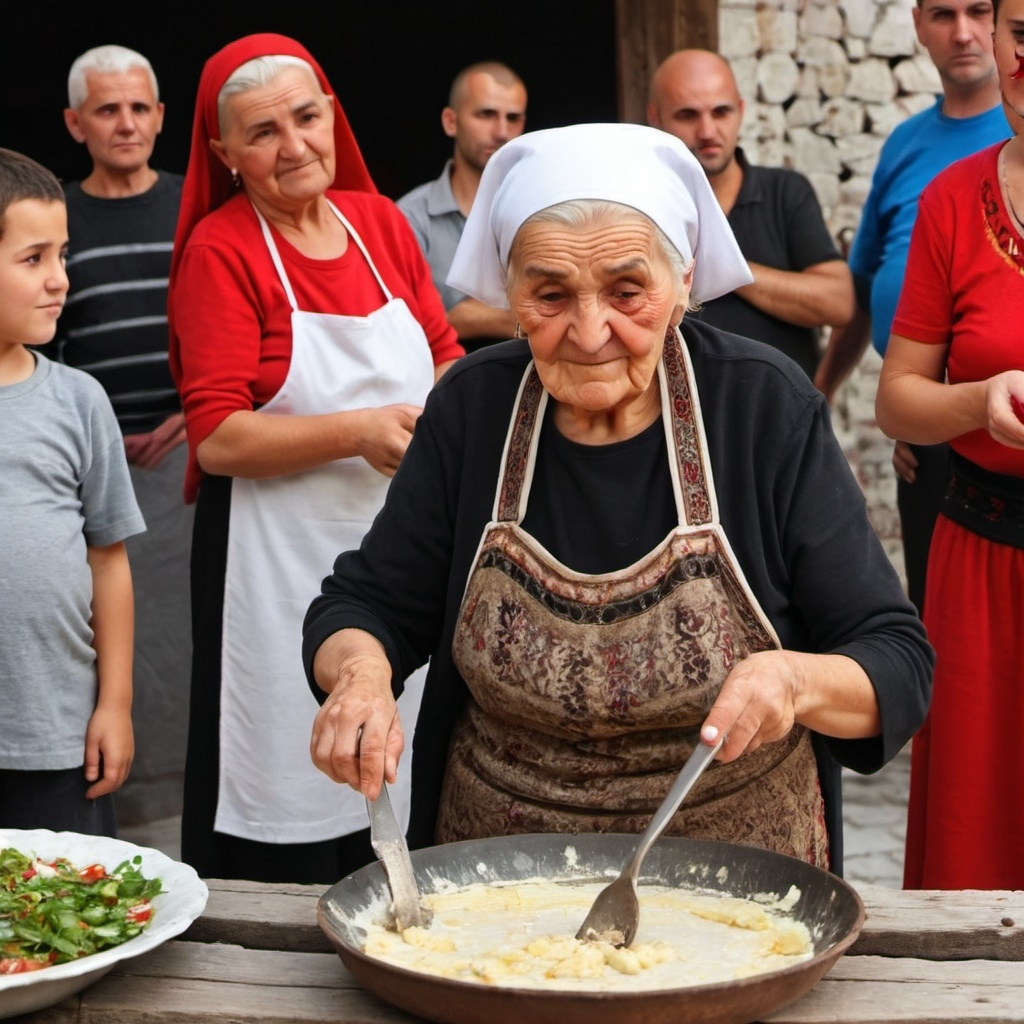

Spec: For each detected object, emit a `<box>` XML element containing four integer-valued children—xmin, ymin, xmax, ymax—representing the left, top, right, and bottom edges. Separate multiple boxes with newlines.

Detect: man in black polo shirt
<box><xmin>52</xmin><ymin>44</ymin><xmax>191</xmax><ymax>826</ymax></box>
<box><xmin>647</xmin><ymin>49</ymin><xmax>854</xmax><ymax>379</ymax></box>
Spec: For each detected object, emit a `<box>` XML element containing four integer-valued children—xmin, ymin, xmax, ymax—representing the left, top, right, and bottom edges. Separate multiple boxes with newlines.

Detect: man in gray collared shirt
<box><xmin>398</xmin><ymin>62</ymin><xmax>527</xmax><ymax>352</ymax></box>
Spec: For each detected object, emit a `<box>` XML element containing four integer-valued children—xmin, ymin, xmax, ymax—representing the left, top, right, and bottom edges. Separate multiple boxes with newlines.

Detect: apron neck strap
<box><xmin>251</xmin><ymin>198</ymin><xmax>395</xmax><ymax>312</ymax></box>
<box><xmin>491</xmin><ymin>329</ymin><xmax>719</xmax><ymax>527</ymax></box>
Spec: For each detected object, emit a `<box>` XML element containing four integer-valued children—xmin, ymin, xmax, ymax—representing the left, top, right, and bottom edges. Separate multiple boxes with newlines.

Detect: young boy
<box><xmin>0</xmin><ymin>149</ymin><xmax>145</xmax><ymax>836</ymax></box>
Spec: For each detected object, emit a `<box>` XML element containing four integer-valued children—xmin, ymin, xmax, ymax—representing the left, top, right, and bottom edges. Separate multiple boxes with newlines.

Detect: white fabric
<box><xmin>447</xmin><ymin>123</ymin><xmax>753</xmax><ymax>308</ymax></box>
<box><xmin>215</xmin><ymin>201</ymin><xmax>433</xmax><ymax>844</ymax></box>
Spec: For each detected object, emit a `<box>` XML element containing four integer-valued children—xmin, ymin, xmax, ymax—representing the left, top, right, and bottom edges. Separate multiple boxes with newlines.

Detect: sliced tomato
<box><xmin>126</xmin><ymin>901</ymin><xmax>152</xmax><ymax>924</ymax></box>
<box><xmin>77</xmin><ymin>864</ymin><xmax>107</xmax><ymax>884</ymax></box>
<box><xmin>20</xmin><ymin>868</ymin><xmax>36</xmax><ymax>880</ymax></box>
<box><xmin>0</xmin><ymin>957</ymin><xmax>48</xmax><ymax>974</ymax></box>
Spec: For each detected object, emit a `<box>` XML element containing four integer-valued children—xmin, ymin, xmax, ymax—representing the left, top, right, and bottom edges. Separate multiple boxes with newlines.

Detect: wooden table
<box><xmin>9</xmin><ymin>880</ymin><xmax>1024</xmax><ymax>1023</ymax></box>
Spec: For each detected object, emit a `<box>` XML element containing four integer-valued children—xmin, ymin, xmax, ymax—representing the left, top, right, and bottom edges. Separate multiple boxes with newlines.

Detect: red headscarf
<box><xmin>168</xmin><ymin>33</ymin><xmax>377</xmax><ymax>388</ymax></box>
<box><xmin>169</xmin><ymin>33</ymin><xmax>376</xmax><ymax>283</ymax></box>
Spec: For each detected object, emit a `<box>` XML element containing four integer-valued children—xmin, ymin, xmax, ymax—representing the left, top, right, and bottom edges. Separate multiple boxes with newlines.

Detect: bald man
<box><xmin>398</xmin><ymin>62</ymin><xmax>527</xmax><ymax>352</ymax></box>
<box><xmin>648</xmin><ymin>49</ymin><xmax>853</xmax><ymax>378</ymax></box>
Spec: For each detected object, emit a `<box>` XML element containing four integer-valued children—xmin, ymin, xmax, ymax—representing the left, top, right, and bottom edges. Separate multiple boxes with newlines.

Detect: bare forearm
<box><xmin>788</xmin><ymin>651</ymin><xmax>880</xmax><ymax>738</ymax></box>
<box><xmin>875</xmin><ymin>335</ymin><xmax>988</xmax><ymax>444</ymax></box>
<box><xmin>197</xmin><ymin>404</ymin><xmax>420</xmax><ymax>479</ymax></box>
<box><xmin>877</xmin><ymin>376</ymin><xmax>986</xmax><ymax>444</ymax></box>
<box><xmin>446</xmin><ymin>297</ymin><xmax>517</xmax><ymax>341</ymax></box>
<box><xmin>312</xmin><ymin>628</ymin><xmax>392</xmax><ymax>697</ymax></box>
<box><xmin>814</xmin><ymin>306</ymin><xmax>872</xmax><ymax>402</ymax></box>
<box><xmin>735</xmin><ymin>260</ymin><xmax>855</xmax><ymax>329</ymax></box>
<box><xmin>703</xmin><ymin>648</ymin><xmax>880</xmax><ymax>764</ymax></box>
<box><xmin>87</xmin><ymin>542</ymin><xmax>134</xmax><ymax>714</ymax></box>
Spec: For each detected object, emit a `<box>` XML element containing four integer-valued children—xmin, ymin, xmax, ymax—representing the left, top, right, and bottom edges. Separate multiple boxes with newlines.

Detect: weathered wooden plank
<box><xmin>828</xmin><ymin>954</ymin><xmax>1024</xmax><ymax>984</ymax></box>
<box><xmin>77</xmin><ymin>974</ymin><xmax>421</xmax><ymax>1024</ymax></box>
<box><xmin>2</xmin><ymin>945</ymin><xmax>358</xmax><ymax>1024</ymax></box>
<box><xmin>4</xmin><ymin>1001</ymin><xmax>80</xmax><ymax>1024</ymax></box>
<box><xmin>182</xmin><ymin>878</ymin><xmax>332</xmax><ymax>952</ymax></box>
<box><xmin>765</xmin><ymin>955</ymin><xmax>1024</xmax><ymax>1023</ymax></box>
<box><xmin>200</xmin><ymin>878</ymin><xmax>328</xmax><ymax>899</ymax></box>
<box><xmin>850</xmin><ymin>885</ymin><xmax>1024</xmax><ymax>961</ymax></box>
<box><xmin>11</xmin><ymin>948</ymin><xmax>1024</xmax><ymax>1024</ymax></box>
<box><xmin>112</xmin><ymin>940</ymin><xmax>355</xmax><ymax>988</ymax></box>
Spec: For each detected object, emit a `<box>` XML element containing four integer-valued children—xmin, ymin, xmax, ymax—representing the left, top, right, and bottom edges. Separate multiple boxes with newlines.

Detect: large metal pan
<box><xmin>318</xmin><ymin>832</ymin><xmax>864</xmax><ymax>1024</ymax></box>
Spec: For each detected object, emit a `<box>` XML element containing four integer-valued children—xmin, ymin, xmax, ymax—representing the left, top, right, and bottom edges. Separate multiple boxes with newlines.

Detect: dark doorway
<box><xmin>3</xmin><ymin>1</ymin><xmax>617</xmax><ymax>200</ymax></box>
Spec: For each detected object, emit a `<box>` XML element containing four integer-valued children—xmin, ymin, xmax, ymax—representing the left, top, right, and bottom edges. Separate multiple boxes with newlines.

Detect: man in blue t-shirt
<box><xmin>815</xmin><ymin>0</ymin><xmax>1008</xmax><ymax>613</ymax></box>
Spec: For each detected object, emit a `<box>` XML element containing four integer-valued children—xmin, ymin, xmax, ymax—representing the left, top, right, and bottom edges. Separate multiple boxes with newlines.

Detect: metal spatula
<box><xmin>575</xmin><ymin>733</ymin><xmax>725</xmax><ymax>947</ymax></box>
<box><xmin>366</xmin><ymin>783</ymin><xmax>432</xmax><ymax>932</ymax></box>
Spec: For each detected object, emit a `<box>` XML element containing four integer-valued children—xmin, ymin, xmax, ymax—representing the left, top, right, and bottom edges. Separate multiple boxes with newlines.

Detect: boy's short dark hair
<box><xmin>0</xmin><ymin>149</ymin><xmax>64</xmax><ymax>241</ymax></box>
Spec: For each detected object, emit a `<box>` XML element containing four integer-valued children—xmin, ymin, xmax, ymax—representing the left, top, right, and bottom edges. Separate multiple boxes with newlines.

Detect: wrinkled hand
<box><xmin>83</xmin><ymin>706</ymin><xmax>134</xmax><ymax>799</ymax></box>
<box><xmin>700</xmin><ymin>650</ymin><xmax>799</xmax><ymax>763</ymax></box>
<box><xmin>986</xmin><ymin>370</ymin><xmax>1024</xmax><ymax>450</ymax></box>
<box><xmin>310</xmin><ymin>654</ymin><xmax>403</xmax><ymax>799</ymax></box>
<box><xmin>892</xmin><ymin>439</ymin><xmax>918</xmax><ymax>484</ymax></box>
<box><xmin>356</xmin><ymin>404</ymin><xmax>423</xmax><ymax>477</ymax></box>
<box><xmin>123</xmin><ymin>413</ymin><xmax>188</xmax><ymax>469</ymax></box>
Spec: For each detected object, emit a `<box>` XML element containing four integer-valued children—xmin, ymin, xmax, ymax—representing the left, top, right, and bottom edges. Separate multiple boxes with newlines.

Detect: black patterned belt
<box><xmin>942</xmin><ymin>450</ymin><xmax>1024</xmax><ymax>549</ymax></box>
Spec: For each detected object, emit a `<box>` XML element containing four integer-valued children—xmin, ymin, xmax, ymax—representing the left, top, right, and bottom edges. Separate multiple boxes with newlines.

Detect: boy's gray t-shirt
<box><xmin>0</xmin><ymin>352</ymin><xmax>145</xmax><ymax>770</ymax></box>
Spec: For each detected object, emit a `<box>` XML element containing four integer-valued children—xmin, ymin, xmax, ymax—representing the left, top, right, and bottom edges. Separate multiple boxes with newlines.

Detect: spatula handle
<box><xmin>626</xmin><ymin>735</ymin><xmax>724</xmax><ymax>883</ymax></box>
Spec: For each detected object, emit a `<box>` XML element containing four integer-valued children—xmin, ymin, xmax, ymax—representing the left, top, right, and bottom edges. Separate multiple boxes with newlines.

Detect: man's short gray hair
<box><xmin>68</xmin><ymin>45</ymin><xmax>158</xmax><ymax>109</ymax></box>
<box><xmin>217</xmin><ymin>55</ymin><xmax>320</xmax><ymax>135</ymax></box>
<box><xmin>507</xmin><ymin>199</ymin><xmax>697</xmax><ymax>307</ymax></box>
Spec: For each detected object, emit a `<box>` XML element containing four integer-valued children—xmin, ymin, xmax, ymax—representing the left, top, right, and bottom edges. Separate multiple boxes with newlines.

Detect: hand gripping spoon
<box><xmin>575</xmin><ymin>733</ymin><xmax>725</xmax><ymax>947</ymax></box>
<box><xmin>366</xmin><ymin>783</ymin><xmax>432</xmax><ymax>932</ymax></box>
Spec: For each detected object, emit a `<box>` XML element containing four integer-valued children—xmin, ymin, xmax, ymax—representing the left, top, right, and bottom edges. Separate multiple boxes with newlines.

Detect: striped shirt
<box><xmin>53</xmin><ymin>173</ymin><xmax>183</xmax><ymax>434</ymax></box>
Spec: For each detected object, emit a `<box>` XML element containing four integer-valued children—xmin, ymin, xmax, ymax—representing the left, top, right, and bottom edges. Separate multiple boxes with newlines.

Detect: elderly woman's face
<box><xmin>508</xmin><ymin>213</ymin><xmax>690</xmax><ymax>415</ymax></box>
<box><xmin>211</xmin><ymin>66</ymin><xmax>335</xmax><ymax>213</ymax></box>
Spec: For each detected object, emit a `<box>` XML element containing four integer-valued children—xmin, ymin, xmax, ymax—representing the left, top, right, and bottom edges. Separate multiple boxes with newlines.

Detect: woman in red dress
<box><xmin>876</xmin><ymin>0</ymin><xmax>1024</xmax><ymax>889</ymax></box>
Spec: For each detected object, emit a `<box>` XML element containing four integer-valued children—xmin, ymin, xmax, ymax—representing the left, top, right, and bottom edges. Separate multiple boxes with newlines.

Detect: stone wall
<box><xmin>718</xmin><ymin>0</ymin><xmax>937</xmax><ymax>584</ymax></box>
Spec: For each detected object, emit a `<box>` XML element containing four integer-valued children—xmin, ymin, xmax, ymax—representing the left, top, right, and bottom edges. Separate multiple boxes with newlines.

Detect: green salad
<box><xmin>0</xmin><ymin>846</ymin><xmax>163</xmax><ymax>974</ymax></box>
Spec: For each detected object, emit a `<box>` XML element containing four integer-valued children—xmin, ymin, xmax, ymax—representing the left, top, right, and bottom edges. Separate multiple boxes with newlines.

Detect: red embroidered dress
<box><xmin>893</xmin><ymin>142</ymin><xmax>1024</xmax><ymax>889</ymax></box>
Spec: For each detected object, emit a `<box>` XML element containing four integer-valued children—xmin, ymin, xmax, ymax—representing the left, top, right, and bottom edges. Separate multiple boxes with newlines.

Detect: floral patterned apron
<box><xmin>442</xmin><ymin>329</ymin><xmax>828</xmax><ymax>865</ymax></box>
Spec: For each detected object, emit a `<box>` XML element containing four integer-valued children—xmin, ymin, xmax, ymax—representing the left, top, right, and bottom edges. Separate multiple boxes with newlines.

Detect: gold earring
<box><xmin>513</xmin><ymin>322</ymin><xmax>525</xmax><ymax>339</ymax></box>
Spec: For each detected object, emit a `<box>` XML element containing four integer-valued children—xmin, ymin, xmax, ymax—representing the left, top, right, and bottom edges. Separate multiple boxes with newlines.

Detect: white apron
<box><xmin>215</xmin><ymin>200</ymin><xmax>434</xmax><ymax>844</ymax></box>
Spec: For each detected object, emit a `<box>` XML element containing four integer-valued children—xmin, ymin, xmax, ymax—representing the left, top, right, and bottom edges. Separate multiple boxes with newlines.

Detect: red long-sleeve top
<box><xmin>170</xmin><ymin>190</ymin><xmax>463</xmax><ymax>501</ymax></box>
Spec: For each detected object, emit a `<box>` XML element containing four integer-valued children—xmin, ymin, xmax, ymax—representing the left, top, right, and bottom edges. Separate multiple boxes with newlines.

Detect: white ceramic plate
<box><xmin>0</xmin><ymin>828</ymin><xmax>208</xmax><ymax>1019</ymax></box>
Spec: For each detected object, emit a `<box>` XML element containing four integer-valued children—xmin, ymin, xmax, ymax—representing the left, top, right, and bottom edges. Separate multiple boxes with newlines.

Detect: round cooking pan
<box><xmin>318</xmin><ymin>832</ymin><xmax>864</xmax><ymax>1024</ymax></box>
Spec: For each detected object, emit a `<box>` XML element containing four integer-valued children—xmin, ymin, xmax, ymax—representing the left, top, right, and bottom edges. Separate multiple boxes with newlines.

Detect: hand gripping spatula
<box><xmin>366</xmin><ymin>783</ymin><xmax>432</xmax><ymax>932</ymax></box>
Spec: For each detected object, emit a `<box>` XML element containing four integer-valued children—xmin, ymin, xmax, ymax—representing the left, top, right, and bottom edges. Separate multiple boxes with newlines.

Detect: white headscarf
<box><xmin>446</xmin><ymin>122</ymin><xmax>753</xmax><ymax>309</ymax></box>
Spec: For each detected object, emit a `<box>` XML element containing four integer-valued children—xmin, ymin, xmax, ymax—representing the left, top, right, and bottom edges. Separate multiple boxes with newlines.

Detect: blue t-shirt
<box><xmin>848</xmin><ymin>98</ymin><xmax>1009</xmax><ymax>354</ymax></box>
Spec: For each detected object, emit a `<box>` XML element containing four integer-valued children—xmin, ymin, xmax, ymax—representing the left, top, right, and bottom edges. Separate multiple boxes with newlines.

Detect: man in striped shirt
<box><xmin>51</xmin><ymin>44</ymin><xmax>191</xmax><ymax>827</ymax></box>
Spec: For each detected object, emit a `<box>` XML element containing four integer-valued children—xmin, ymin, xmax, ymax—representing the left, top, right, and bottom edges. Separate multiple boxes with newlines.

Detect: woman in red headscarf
<box><xmin>168</xmin><ymin>34</ymin><xmax>462</xmax><ymax>883</ymax></box>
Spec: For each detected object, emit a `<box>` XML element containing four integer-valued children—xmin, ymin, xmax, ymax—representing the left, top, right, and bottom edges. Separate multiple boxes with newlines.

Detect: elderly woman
<box><xmin>876</xmin><ymin>0</ymin><xmax>1024</xmax><ymax>889</ymax></box>
<box><xmin>303</xmin><ymin>124</ymin><xmax>932</xmax><ymax>873</ymax></box>
<box><xmin>168</xmin><ymin>34</ymin><xmax>462</xmax><ymax>884</ymax></box>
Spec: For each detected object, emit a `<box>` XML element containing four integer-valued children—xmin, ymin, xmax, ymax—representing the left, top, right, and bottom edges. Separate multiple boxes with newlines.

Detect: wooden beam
<box><xmin>616</xmin><ymin>0</ymin><xmax>719</xmax><ymax>125</ymax></box>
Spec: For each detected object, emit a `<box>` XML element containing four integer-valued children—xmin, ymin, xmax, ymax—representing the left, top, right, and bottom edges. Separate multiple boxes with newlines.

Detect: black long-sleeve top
<box><xmin>303</xmin><ymin>321</ymin><xmax>933</xmax><ymax>873</ymax></box>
